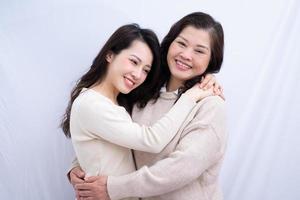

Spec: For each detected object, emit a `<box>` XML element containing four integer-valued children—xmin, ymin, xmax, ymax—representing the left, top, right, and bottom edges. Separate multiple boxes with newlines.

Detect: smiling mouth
<box><xmin>175</xmin><ymin>59</ymin><xmax>192</xmax><ymax>70</ymax></box>
<box><xmin>124</xmin><ymin>76</ymin><xmax>136</xmax><ymax>88</ymax></box>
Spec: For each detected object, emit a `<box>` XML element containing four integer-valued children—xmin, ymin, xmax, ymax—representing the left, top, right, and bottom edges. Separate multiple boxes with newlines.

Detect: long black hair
<box><xmin>155</xmin><ymin>12</ymin><xmax>224</xmax><ymax>100</ymax></box>
<box><xmin>61</xmin><ymin>24</ymin><xmax>160</xmax><ymax>137</ymax></box>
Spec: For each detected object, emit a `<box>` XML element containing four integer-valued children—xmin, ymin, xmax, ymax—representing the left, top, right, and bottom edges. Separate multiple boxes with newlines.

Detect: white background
<box><xmin>1</xmin><ymin>0</ymin><xmax>299</xmax><ymax>199</ymax></box>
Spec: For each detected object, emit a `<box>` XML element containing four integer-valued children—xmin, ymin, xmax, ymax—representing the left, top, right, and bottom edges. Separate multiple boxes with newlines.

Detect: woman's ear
<box><xmin>105</xmin><ymin>51</ymin><xmax>114</xmax><ymax>63</ymax></box>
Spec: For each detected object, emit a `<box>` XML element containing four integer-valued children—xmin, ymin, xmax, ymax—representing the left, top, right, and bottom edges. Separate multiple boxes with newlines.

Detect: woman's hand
<box><xmin>69</xmin><ymin>166</ymin><xmax>85</xmax><ymax>199</ymax></box>
<box><xmin>75</xmin><ymin>176</ymin><xmax>110</xmax><ymax>200</ymax></box>
<box><xmin>184</xmin><ymin>83</ymin><xmax>214</xmax><ymax>102</ymax></box>
<box><xmin>200</xmin><ymin>74</ymin><xmax>225</xmax><ymax>100</ymax></box>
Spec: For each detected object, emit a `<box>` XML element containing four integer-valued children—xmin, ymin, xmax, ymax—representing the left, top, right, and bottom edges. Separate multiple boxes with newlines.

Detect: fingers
<box><xmin>84</xmin><ymin>176</ymin><xmax>100</xmax><ymax>183</ymax></box>
<box><xmin>80</xmin><ymin>197</ymin><xmax>93</xmax><ymax>200</ymax></box>
<box><xmin>70</xmin><ymin>167</ymin><xmax>85</xmax><ymax>186</ymax></box>
<box><xmin>73</xmin><ymin>167</ymin><xmax>85</xmax><ymax>178</ymax></box>
<box><xmin>199</xmin><ymin>74</ymin><xmax>225</xmax><ymax>101</ymax></box>
<box><xmin>70</xmin><ymin>173</ymin><xmax>85</xmax><ymax>185</ymax></box>
<box><xmin>213</xmin><ymin>86</ymin><xmax>225</xmax><ymax>100</ymax></box>
<box><xmin>78</xmin><ymin>190</ymin><xmax>93</xmax><ymax>197</ymax></box>
<box><xmin>213</xmin><ymin>83</ymin><xmax>221</xmax><ymax>94</ymax></box>
<box><xmin>85</xmin><ymin>175</ymin><xmax>106</xmax><ymax>184</ymax></box>
<box><xmin>206</xmin><ymin>78</ymin><xmax>217</xmax><ymax>90</ymax></box>
<box><xmin>75</xmin><ymin>183</ymin><xmax>93</xmax><ymax>190</ymax></box>
<box><xmin>199</xmin><ymin>74</ymin><xmax>215</xmax><ymax>89</ymax></box>
<box><xmin>213</xmin><ymin>81</ymin><xmax>221</xmax><ymax>93</ymax></box>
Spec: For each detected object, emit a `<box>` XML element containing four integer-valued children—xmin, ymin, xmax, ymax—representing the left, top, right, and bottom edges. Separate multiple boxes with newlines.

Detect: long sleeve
<box><xmin>73</xmin><ymin>93</ymin><xmax>196</xmax><ymax>153</ymax></box>
<box><xmin>107</xmin><ymin>97</ymin><xmax>227</xmax><ymax>199</ymax></box>
<box><xmin>66</xmin><ymin>157</ymin><xmax>80</xmax><ymax>182</ymax></box>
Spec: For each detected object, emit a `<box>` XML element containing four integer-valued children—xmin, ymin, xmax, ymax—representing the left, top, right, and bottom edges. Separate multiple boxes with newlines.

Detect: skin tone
<box><xmin>71</xmin><ymin>26</ymin><xmax>224</xmax><ymax>200</ymax></box>
<box><xmin>166</xmin><ymin>26</ymin><xmax>212</xmax><ymax>91</ymax></box>
<box><xmin>92</xmin><ymin>40</ymin><xmax>153</xmax><ymax>104</ymax></box>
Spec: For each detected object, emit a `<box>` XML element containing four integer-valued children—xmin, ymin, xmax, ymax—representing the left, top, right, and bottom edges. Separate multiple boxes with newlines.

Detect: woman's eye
<box><xmin>177</xmin><ymin>41</ymin><xmax>186</xmax><ymax>47</ymax></box>
<box><xmin>143</xmin><ymin>69</ymin><xmax>150</xmax><ymax>74</ymax></box>
<box><xmin>195</xmin><ymin>50</ymin><xmax>204</xmax><ymax>54</ymax></box>
<box><xmin>130</xmin><ymin>59</ymin><xmax>138</xmax><ymax>65</ymax></box>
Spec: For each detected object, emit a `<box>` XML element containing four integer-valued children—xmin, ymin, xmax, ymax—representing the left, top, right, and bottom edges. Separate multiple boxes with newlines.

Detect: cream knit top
<box><xmin>70</xmin><ymin>88</ymin><xmax>196</xmax><ymax>178</ymax></box>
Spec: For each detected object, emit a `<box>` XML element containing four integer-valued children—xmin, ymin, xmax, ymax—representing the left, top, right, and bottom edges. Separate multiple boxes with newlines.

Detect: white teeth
<box><xmin>176</xmin><ymin>60</ymin><xmax>191</xmax><ymax>69</ymax></box>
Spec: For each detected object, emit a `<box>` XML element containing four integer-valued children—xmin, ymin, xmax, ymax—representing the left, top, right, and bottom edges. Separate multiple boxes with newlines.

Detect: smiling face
<box><xmin>167</xmin><ymin>26</ymin><xmax>212</xmax><ymax>88</ymax></box>
<box><xmin>105</xmin><ymin>39</ymin><xmax>153</xmax><ymax>95</ymax></box>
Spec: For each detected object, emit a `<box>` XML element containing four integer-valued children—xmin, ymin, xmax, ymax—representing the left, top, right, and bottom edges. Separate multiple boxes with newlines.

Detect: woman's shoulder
<box><xmin>193</xmin><ymin>95</ymin><xmax>226</xmax><ymax>118</ymax></box>
<box><xmin>184</xmin><ymin>96</ymin><xmax>227</xmax><ymax>132</ymax></box>
<box><xmin>197</xmin><ymin>95</ymin><xmax>225</xmax><ymax>108</ymax></box>
<box><xmin>72</xmin><ymin>89</ymin><xmax>110</xmax><ymax>111</ymax></box>
<box><xmin>73</xmin><ymin>89</ymin><xmax>128</xmax><ymax>117</ymax></box>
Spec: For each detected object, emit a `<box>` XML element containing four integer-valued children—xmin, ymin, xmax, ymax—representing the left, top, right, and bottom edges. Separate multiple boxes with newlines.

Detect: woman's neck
<box><xmin>166</xmin><ymin>77</ymin><xmax>183</xmax><ymax>92</ymax></box>
<box><xmin>91</xmin><ymin>82</ymin><xmax>119</xmax><ymax>104</ymax></box>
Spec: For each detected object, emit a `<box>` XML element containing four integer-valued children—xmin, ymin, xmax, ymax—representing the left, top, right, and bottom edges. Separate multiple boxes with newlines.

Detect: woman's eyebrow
<box><xmin>130</xmin><ymin>54</ymin><xmax>142</xmax><ymax>62</ymax></box>
<box><xmin>178</xmin><ymin>35</ymin><xmax>209</xmax><ymax>50</ymax></box>
<box><xmin>131</xmin><ymin>54</ymin><xmax>151</xmax><ymax>68</ymax></box>
<box><xmin>178</xmin><ymin>35</ymin><xmax>188</xmax><ymax>42</ymax></box>
<box><xmin>196</xmin><ymin>44</ymin><xmax>209</xmax><ymax>50</ymax></box>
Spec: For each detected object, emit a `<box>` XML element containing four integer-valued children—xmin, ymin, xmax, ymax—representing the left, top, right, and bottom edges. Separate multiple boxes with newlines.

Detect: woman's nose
<box><xmin>131</xmin><ymin>68</ymin><xmax>143</xmax><ymax>79</ymax></box>
<box><xmin>180</xmin><ymin>48</ymin><xmax>193</xmax><ymax>61</ymax></box>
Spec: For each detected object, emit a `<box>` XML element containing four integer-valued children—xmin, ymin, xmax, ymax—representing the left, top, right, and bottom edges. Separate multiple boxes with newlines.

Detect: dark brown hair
<box><xmin>155</xmin><ymin>12</ymin><xmax>224</xmax><ymax>100</ymax></box>
<box><xmin>61</xmin><ymin>24</ymin><xmax>160</xmax><ymax>137</ymax></box>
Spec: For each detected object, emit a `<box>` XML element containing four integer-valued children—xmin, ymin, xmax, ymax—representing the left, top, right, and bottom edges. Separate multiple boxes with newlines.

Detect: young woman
<box><xmin>70</xmin><ymin>12</ymin><xmax>227</xmax><ymax>200</ymax></box>
<box><xmin>61</xmin><ymin>23</ymin><xmax>215</xmax><ymax>185</ymax></box>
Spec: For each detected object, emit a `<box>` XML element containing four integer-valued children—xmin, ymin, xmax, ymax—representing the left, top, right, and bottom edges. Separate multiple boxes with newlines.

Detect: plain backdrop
<box><xmin>1</xmin><ymin>0</ymin><xmax>300</xmax><ymax>199</ymax></box>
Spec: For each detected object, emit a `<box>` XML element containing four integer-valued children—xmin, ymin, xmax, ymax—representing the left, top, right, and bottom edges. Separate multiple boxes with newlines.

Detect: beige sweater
<box><xmin>70</xmin><ymin>88</ymin><xmax>196</xmax><ymax>178</ymax></box>
<box><xmin>107</xmin><ymin>91</ymin><xmax>227</xmax><ymax>200</ymax></box>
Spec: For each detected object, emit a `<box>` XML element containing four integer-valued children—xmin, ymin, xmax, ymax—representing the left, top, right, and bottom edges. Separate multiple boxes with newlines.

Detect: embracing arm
<box><xmin>75</xmin><ymin>93</ymin><xmax>197</xmax><ymax>153</ymax></box>
<box><xmin>107</xmin><ymin>97</ymin><xmax>227</xmax><ymax>199</ymax></box>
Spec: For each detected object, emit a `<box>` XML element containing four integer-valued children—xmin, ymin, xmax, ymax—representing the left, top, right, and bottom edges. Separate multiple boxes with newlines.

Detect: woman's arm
<box><xmin>106</xmin><ymin>96</ymin><xmax>227</xmax><ymax>199</ymax></box>
<box><xmin>74</xmin><ymin>93</ymin><xmax>195</xmax><ymax>153</ymax></box>
<box><xmin>73</xmin><ymin>96</ymin><xmax>227</xmax><ymax>199</ymax></box>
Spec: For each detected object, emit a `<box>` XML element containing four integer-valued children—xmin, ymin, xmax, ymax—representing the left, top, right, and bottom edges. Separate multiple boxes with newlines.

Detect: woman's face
<box><xmin>105</xmin><ymin>40</ymin><xmax>153</xmax><ymax>94</ymax></box>
<box><xmin>167</xmin><ymin>26</ymin><xmax>211</xmax><ymax>85</ymax></box>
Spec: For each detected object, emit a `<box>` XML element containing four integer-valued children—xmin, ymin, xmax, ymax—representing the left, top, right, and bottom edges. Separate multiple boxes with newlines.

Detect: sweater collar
<box><xmin>159</xmin><ymin>85</ymin><xmax>179</xmax><ymax>100</ymax></box>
